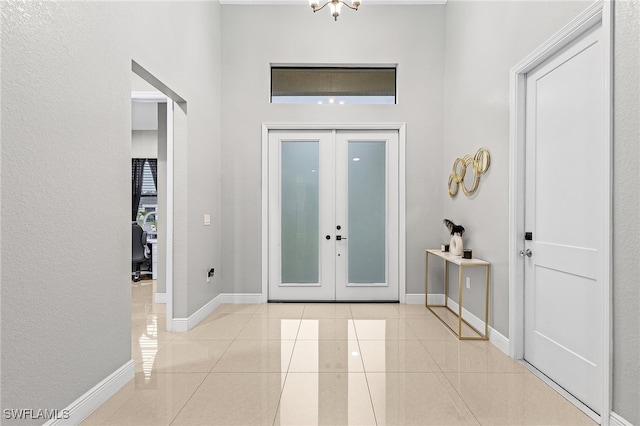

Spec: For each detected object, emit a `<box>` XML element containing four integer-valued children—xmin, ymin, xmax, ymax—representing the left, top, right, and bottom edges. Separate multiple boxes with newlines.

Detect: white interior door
<box><xmin>268</xmin><ymin>129</ymin><xmax>399</xmax><ymax>301</ymax></box>
<box><xmin>523</xmin><ymin>22</ymin><xmax>605</xmax><ymax>415</ymax></box>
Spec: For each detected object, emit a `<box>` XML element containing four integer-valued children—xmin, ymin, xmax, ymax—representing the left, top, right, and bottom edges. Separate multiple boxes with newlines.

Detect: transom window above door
<box><xmin>270</xmin><ymin>66</ymin><xmax>396</xmax><ymax>105</ymax></box>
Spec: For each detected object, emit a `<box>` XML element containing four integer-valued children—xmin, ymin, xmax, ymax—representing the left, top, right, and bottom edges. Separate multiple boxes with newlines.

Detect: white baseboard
<box><xmin>219</xmin><ymin>293</ymin><xmax>264</xmax><ymax>304</ymax></box>
<box><xmin>447</xmin><ymin>297</ymin><xmax>510</xmax><ymax>354</ymax></box>
<box><xmin>171</xmin><ymin>293</ymin><xmax>265</xmax><ymax>332</ymax></box>
<box><xmin>445</xmin><ymin>297</ymin><xmax>485</xmax><ymax>334</ymax></box>
<box><xmin>610</xmin><ymin>412</ymin><xmax>634</xmax><ymax>426</ymax></box>
<box><xmin>172</xmin><ymin>293</ymin><xmax>223</xmax><ymax>332</ymax></box>
<box><xmin>405</xmin><ymin>294</ymin><xmax>425</xmax><ymax>304</ymax></box>
<box><xmin>154</xmin><ymin>292</ymin><xmax>167</xmax><ymax>304</ymax></box>
<box><xmin>488</xmin><ymin>326</ymin><xmax>510</xmax><ymax>355</ymax></box>
<box><xmin>172</xmin><ymin>318</ymin><xmax>190</xmax><ymax>333</ymax></box>
<box><xmin>405</xmin><ymin>293</ymin><xmax>445</xmax><ymax>305</ymax></box>
<box><xmin>428</xmin><ymin>294</ymin><xmax>446</xmax><ymax>305</ymax></box>
<box><xmin>412</xmin><ymin>294</ymin><xmax>510</xmax><ymax>355</ymax></box>
<box><xmin>44</xmin><ymin>360</ymin><xmax>135</xmax><ymax>426</ymax></box>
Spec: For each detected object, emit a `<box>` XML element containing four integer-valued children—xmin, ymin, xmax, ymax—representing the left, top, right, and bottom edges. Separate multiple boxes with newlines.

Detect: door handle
<box><xmin>519</xmin><ymin>249</ymin><xmax>532</xmax><ymax>257</ymax></box>
<box><xmin>336</xmin><ymin>235</ymin><xmax>347</xmax><ymax>241</ymax></box>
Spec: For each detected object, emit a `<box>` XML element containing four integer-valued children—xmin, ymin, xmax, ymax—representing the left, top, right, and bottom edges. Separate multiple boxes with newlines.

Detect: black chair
<box><xmin>132</xmin><ymin>223</ymin><xmax>148</xmax><ymax>282</ymax></box>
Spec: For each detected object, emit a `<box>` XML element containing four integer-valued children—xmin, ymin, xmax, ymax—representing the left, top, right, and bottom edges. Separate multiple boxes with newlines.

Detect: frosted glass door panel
<box><xmin>268</xmin><ymin>130</ymin><xmax>334</xmax><ymax>301</ymax></box>
<box><xmin>281</xmin><ymin>141</ymin><xmax>319</xmax><ymax>284</ymax></box>
<box><xmin>335</xmin><ymin>130</ymin><xmax>399</xmax><ymax>301</ymax></box>
<box><xmin>348</xmin><ymin>142</ymin><xmax>386</xmax><ymax>283</ymax></box>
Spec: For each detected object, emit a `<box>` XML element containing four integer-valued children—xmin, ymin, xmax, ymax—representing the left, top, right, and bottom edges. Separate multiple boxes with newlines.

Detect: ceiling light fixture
<box><xmin>309</xmin><ymin>0</ymin><xmax>361</xmax><ymax>21</ymax></box>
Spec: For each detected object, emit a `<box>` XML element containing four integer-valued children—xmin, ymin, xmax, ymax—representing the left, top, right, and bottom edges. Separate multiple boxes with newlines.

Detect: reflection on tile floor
<box><xmin>81</xmin><ymin>280</ymin><xmax>596</xmax><ymax>425</ymax></box>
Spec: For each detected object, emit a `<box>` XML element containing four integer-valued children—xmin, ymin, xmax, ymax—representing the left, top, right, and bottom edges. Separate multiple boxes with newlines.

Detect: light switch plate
<box><xmin>204</xmin><ymin>214</ymin><xmax>211</xmax><ymax>226</ymax></box>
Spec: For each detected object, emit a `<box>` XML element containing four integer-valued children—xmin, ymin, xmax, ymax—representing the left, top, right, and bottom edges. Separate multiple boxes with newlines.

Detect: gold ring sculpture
<box><xmin>448</xmin><ymin>148</ymin><xmax>491</xmax><ymax>197</ymax></box>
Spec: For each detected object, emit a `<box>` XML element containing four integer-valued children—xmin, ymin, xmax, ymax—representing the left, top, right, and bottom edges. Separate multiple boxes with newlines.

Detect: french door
<box><xmin>268</xmin><ymin>129</ymin><xmax>399</xmax><ymax>301</ymax></box>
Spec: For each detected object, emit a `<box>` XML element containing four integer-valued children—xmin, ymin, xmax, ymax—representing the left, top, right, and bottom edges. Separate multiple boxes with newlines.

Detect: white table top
<box><xmin>426</xmin><ymin>249</ymin><xmax>490</xmax><ymax>266</ymax></box>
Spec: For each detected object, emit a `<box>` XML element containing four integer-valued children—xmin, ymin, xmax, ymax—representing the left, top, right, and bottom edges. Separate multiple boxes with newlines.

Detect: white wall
<box><xmin>442</xmin><ymin>0</ymin><xmax>592</xmax><ymax>337</ymax></box>
<box><xmin>0</xmin><ymin>1</ymin><xmax>222</xmax><ymax>422</ymax></box>
<box><xmin>221</xmin><ymin>4</ymin><xmax>446</xmax><ymax>296</ymax></box>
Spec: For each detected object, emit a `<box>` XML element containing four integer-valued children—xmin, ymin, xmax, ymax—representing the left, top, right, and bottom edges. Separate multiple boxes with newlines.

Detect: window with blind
<box><xmin>132</xmin><ymin>158</ymin><xmax>158</xmax><ymax>223</ymax></box>
<box><xmin>271</xmin><ymin>66</ymin><xmax>396</xmax><ymax>105</ymax></box>
<box><xmin>141</xmin><ymin>161</ymin><xmax>156</xmax><ymax>196</ymax></box>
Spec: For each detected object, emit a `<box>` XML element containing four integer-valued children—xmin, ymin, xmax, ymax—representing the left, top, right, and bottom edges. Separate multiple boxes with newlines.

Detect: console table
<box><xmin>425</xmin><ymin>249</ymin><xmax>490</xmax><ymax>340</ymax></box>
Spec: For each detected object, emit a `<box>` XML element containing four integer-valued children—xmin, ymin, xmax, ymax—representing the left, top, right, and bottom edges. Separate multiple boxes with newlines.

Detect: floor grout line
<box><xmin>351</xmin><ymin>312</ymin><xmax>381</xmax><ymax>426</ymax></box>
<box><xmin>270</xmin><ymin>308</ymin><xmax>306</xmax><ymax>426</ymax></box>
<box><xmin>166</xmin><ymin>372</ymin><xmax>210</xmax><ymax>426</ymax></box>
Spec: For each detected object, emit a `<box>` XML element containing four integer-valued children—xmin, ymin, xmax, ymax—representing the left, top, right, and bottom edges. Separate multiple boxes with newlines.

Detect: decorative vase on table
<box><xmin>443</xmin><ymin>219</ymin><xmax>465</xmax><ymax>256</ymax></box>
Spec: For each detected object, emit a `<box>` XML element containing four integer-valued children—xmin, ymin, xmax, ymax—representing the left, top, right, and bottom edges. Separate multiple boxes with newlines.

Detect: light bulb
<box><xmin>329</xmin><ymin>1</ymin><xmax>342</xmax><ymax>20</ymax></box>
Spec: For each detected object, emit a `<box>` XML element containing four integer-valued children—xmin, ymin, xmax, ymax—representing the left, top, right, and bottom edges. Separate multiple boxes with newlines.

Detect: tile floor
<box><xmin>82</xmin><ymin>280</ymin><xmax>596</xmax><ymax>425</ymax></box>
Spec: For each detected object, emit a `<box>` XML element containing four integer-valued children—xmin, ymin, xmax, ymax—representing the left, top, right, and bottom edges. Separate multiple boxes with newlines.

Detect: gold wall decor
<box><xmin>448</xmin><ymin>147</ymin><xmax>491</xmax><ymax>197</ymax></box>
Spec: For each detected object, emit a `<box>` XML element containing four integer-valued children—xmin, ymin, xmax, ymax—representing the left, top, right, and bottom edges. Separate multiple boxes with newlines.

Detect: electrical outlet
<box><xmin>466</xmin><ymin>277</ymin><xmax>471</xmax><ymax>289</ymax></box>
<box><xmin>207</xmin><ymin>268</ymin><xmax>215</xmax><ymax>283</ymax></box>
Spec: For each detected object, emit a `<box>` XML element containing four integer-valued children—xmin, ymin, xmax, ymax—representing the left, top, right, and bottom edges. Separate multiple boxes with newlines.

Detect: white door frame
<box><xmin>508</xmin><ymin>1</ymin><xmax>612</xmax><ymax>423</ymax></box>
<box><xmin>262</xmin><ymin>123</ymin><xmax>406</xmax><ymax>303</ymax></box>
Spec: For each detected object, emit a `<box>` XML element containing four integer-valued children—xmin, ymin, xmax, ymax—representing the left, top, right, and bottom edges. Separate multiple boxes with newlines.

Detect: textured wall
<box><xmin>1</xmin><ymin>1</ymin><xmax>222</xmax><ymax>423</ymax></box>
<box><xmin>612</xmin><ymin>0</ymin><xmax>640</xmax><ymax>423</ymax></box>
<box><xmin>442</xmin><ymin>0</ymin><xmax>592</xmax><ymax>336</ymax></box>
<box><xmin>220</xmin><ymin>5</ymin><xmax>446</xmax><ymax>296</ymax></box>
<box><xmin>1</xmin><ymin>3</ymin><xmax>132</xmax><ymax>423</ymax></box>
